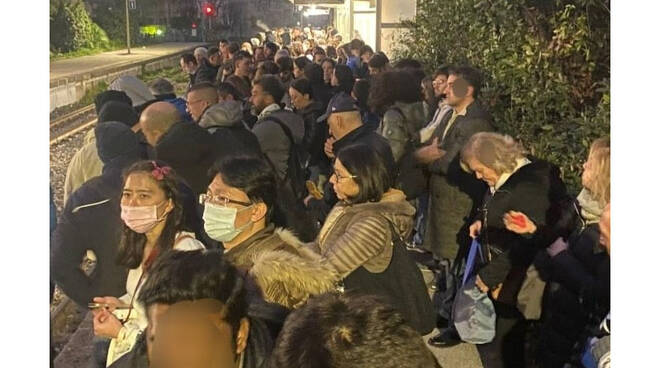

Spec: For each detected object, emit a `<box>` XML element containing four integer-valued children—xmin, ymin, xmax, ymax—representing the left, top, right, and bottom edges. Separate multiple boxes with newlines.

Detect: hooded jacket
<box><xmin>63</xmin><ymin>103</ymin><xmax>140</xmax><ymax>202</ymax></box>
<box><xmin>199</xmin><ymin>101</ymin><xmax>262</xmax><ymax>159</ymax></box>
<box><xmin>52</xmin><ymin>122</ymin><xmax>145</xmax><ymax>306</ymax></box>
<box><xmin>154</xmin><ymin>121</ymin><xmax>217</xmax><ymax>195</ymax></box>
<box><xmin>108</xmin><ymin>76</ymin><xmax>155</xmax><ymax>108</ymax></box>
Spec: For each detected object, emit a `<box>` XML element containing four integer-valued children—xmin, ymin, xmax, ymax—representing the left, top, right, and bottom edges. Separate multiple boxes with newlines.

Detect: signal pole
<box><xmin>125</xmin><ymin>0</ymin><xmax>131</xmax><ymax>54</ymax></box>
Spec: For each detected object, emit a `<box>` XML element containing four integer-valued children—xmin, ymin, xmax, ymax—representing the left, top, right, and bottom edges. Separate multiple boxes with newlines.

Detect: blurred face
<box><xmin>209</xmin><ymin>53</ymin><xmax>221</xmax><ymax>66</ymax></box>
<box><xmin>186</xmin><ymin>90</ymin><xmax>212</xmax><ymax>122</ymax></box>
<box><xmin>466</xmin><ymin>157</ymin><xmax>500</xmax><ymax>187</ymax></box>
<box><xmin>249</xmin><ymin>84</ymin><xmax>273</xmax><ymax>114</ymax></box>
<box><xmin>148</xmin><ymin>301</ymin><xmax>249</xmax><ymax>368</ymax></box>
<box><xmin>289</xmin><ymin>87</ymin><xmax>310</xmax><ymax>110</ymax></box>
<box><xmin>254</xmin><ymin>48</ymin><xmax>265</xmax><ymax>62</ymax></box>
<box><xmin>369</xmin><ymin>66</ymin><xmax>383</xmax><ymax>76</ymax></box>
<box><xmin>433</xmin><ymin>74</ymin><xmax>448</xmax><ymax>98</ymax></box>
<box><xmin>322</xmin><ymin>61</ymin><xmax>334</xmax><ymax>83</ymax></box>
<box><xmin>444</xmin><ymin>74</ymin><xmax>471</xmax><ymax>107</ymax></box>
<box><xmin>121</xmin><ymin>172</ymin><xmax>173</xmax><ymax>217</ymax></box>
<box><xmin>314</xmin><ymin>53</ymin><xmax>325</xmax><ymax>64</ymax></box>
<box><xmin>235</xmin><ymin>58</ymin><xmax>252</xmax><ymax>77</ymax></box>
<box><xmin>219</xmin><ymin>42</ymin><xmax>228</xmax><ymax>56</ymax></box>
<box><xmin>264</xmin><ymin>47</ymin><xmax>275</xmax><ymax>59</ymax></box>
<box><xmin>331</xmin><ymin>69</ymin><xmax>340</xmax><ymax>87</ymax></box>
<box><xmin>180</xmin><ymin>59</ymin><xmax>195</xmax><ymax>74</ymax></box>
<box><xmin>293</xmin><ymin>63</ymin><xmax>304</xmax><ymax>79</ymax></box>
<box><xmin>361</xmin><ymin>51</ymin><xmax>373</xmax><ymax>64</ymax></box>
<box><xmin>329</xmin><ymin>158</ymin><xmax>360</xmax><ymax>201</ymax></box>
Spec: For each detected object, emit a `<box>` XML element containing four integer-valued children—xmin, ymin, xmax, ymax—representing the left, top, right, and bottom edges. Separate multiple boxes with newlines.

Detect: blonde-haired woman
<box><xmin>504</xmin><ymin>137</ymin><xmax>610</xmax><ymax>366</ymax></box>
<box><xmin>437</xmin><ymin>132</ymin><xmax>566</xmax><ymax>363</ymax></box>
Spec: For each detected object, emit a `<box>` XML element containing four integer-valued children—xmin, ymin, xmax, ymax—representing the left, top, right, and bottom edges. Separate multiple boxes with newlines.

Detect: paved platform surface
<box><xmin>50</xmin><ymin>42</ymin><xmax>207</xmax><ymax>81</ymax></box>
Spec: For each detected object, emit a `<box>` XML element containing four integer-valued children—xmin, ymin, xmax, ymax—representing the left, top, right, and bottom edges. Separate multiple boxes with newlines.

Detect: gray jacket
<box><xmin>252</xmin><ymin>106</ymin><xmax>305</xmax><ymax>179</ymax></box>
<box><xmin>380</xmin><ymin>101</ymin><xmax>427</xmax><ymax>162</ymax></box>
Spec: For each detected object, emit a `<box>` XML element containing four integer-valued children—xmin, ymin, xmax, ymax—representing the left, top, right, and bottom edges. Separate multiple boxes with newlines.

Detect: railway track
<box><xmin>50</xmin><ymin>105</ymin><xmax>97</xmax><ymax>145</ymax></box>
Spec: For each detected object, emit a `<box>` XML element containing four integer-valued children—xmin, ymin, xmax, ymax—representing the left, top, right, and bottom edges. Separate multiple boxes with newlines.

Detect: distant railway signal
<box><xmin>202</xmin><ymin>3</ymin><xmax>216</xmax><ymax>17</ymax></box>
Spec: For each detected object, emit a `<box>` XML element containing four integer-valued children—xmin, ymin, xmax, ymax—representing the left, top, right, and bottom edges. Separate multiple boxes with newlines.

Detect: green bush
<box><xmin>50</xmin><ymin>0</ymin><xmax>110</xmax><ymax>53</ymax></box>
<box><xmin>394</xmin><ymin>0</ymin><xmax>610</xmax><ymax>192</ymax></box>
<box><xmin>91</xmin><ymin>0</ymin><xmax>140</xmax><ymax>46</ymax></box>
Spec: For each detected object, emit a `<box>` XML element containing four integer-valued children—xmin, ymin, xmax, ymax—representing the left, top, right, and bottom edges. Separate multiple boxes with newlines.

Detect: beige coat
<box><xmin>63</xmin><ymin>129</ymin><xmax>103</xmax><ymax>203</ymax></box>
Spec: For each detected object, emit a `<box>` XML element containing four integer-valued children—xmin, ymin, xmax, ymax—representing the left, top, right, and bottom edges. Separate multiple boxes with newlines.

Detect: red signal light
<box><xmin>192</xmin><ymin>23</ymin><xmax>197</xmax><ymax>29</ymax></box>
<box><xmin>202</xmin><ymin>3</ymin><xmax>215</xmax><ymax>16</ymax></box>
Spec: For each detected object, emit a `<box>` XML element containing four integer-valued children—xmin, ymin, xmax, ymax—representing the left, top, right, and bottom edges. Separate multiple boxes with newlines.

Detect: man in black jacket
<box><xmin>180</xmin><ymin>53</ymin><xmax>199</xmax><ymax>92</ymax></box>
<box><xmin>415</xmin><ymin>66</ymin><xmax>495</xmax><ymax>346</ymax></box>
<box><xmin>196</xmin><ymin>47</ymin><xmax>222</xmax><ymax>84</ymax></box>
<box><xmin>305</xmin><ymin>93</ymin><xmax>395</xmax><ymax>224</ymax></box>
<box><xmin>140</xmin><ymin>102</ymin><xmax>217</xmax><ymax>196</ymax></box>
<box><xmin>51</xmin><ymin>122</ymin><xmax>146</xmax><ymax>306</ymax></box>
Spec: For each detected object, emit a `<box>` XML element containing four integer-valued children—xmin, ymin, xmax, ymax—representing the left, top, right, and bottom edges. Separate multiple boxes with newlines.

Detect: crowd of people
<box><xmin>51</xmin><ymin>26</ymin><xmax>611</xmax><ymax>368</ymax></box>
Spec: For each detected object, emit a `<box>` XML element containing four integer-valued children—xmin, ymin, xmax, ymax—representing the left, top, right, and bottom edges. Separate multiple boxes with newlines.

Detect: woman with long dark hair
<box><xmin>368</xmin><ymin>70</ymin><xmax>427</xmax><ymax>163</ymax></box>
<box><xmin>92</xmin><ymin>160</ymin><xmax>205</xmax><ymax>366</ymax></box>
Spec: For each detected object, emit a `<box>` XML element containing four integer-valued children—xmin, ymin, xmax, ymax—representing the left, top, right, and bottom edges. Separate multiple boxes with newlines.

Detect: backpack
<box><xmin>264</xmin><ymin>115</ymin><xmax>309</xmax><ymax>201</ymax></box>
<box><xmin>389</xmin><ymin>106</ymin><xmax>429</xmax><ymax>200</ymax></box>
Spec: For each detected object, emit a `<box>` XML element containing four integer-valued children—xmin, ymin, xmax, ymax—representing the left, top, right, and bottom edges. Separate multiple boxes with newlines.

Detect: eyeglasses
<box><xmin>199</xmin><ymin>193</ymin><xmax>252</xmax><ymax>207</ymax></box>
<box><xmin>332</xmin><ymin>171</ymin><xmax>357</xmax><ymax>181</ymax></box>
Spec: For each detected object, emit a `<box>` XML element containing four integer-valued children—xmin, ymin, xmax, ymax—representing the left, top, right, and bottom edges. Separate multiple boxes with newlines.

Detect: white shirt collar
<box><xmin>490</xmin><ymin>157</ymin><xmax>531</xmax><ymax>193</ymax></box>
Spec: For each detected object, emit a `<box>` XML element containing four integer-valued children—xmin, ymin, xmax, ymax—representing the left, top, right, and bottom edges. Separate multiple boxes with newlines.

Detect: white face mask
<box><xmin>202</xmin><ymin>203</ymin><xmax>253</xmax><ymax>242</ymax></box>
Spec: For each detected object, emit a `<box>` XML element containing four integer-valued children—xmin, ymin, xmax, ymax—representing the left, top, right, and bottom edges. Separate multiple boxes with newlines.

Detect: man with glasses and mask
<box><xmin>200</xmin><ymin>155</ymin><xmax>337</xmax><ymax>307</ymax></box>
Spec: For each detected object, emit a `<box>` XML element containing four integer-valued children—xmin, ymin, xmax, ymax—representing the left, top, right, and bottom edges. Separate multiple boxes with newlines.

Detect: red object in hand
<box><xmin>510</xmin><ymin>214</ymin><xmax>527</xmax><ymax>228</ymax></box>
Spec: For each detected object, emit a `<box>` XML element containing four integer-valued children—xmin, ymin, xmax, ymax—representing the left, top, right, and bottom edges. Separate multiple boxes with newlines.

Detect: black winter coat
<box><xmin>208</xmin><ymin>124</ymin><xmax>262</xmax><ymax>160</ymax></box>
<box><xmin>196</xmin><ymin>59</ymin><xmax>220</xmax><ymax>84</ymax></box>
<box><xmin>295</xmin><ymin>101</ymin><xmax>326</xmax><ymax>165</ymax></box>
<box><xmin>476</xmin><ymin>159</ymin><xmax>567</xmax><ymax>293</ymax></box>
<box><xmin>51</xmin><ymin>170</ymin><xmax>128</xmax><ymax>306</ymax></box>
<box><xmin>155</xmin><ymin>121</ymin><xmax>217</xmax><ymax>196</ymax></box>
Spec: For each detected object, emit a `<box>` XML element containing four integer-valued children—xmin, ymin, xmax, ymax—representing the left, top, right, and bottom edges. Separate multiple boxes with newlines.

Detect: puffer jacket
<box><xmin>312</xmin><ymin>189</ymin><xmax>415</xmax><ymax>277</ymax></box>
<box><xmin>379</xmin><ymin>101</ymin><xmax>427</xmax><ymax>163</ymax></box>
<box><xmin>310</xmin><ymin>188</ymin><xmax>435</xmax><ymax>334</ymax></box>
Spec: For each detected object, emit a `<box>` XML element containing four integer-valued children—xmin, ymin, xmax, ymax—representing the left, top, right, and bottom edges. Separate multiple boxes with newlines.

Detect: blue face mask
<box><xmin>203</xmin><ymin>202</ymin><xmax>254</xmax><ymax>243</ymax></box>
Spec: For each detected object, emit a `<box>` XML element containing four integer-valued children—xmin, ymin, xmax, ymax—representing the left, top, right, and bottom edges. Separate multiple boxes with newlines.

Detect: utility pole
<box><xmin>125</xmin><ymin>0</ymin><xmax>131</xmax><ymax>54</ymax></box>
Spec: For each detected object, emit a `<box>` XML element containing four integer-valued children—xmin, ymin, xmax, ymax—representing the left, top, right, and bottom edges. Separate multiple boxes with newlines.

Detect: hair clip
<box><xmin>151</xmin><ymin>161</ymin><xmax>172</xmax><ymax>181</ymax></box>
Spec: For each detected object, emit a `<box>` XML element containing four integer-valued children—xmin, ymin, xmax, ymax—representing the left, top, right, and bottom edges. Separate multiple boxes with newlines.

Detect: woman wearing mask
<box><xmin>92</xmin><ymin>161</ymin><xmax>205</xmax><ymax>367</ymax></box>
<box><xmin>308</xmin><ymin>143</ymin><xmax>435</xmax><ymax>335</ymax></box>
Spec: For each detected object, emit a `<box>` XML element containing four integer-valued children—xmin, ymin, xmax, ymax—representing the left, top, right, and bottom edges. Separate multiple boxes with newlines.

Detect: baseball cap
<box><xmin>317</xmin><ymin>92</ymin><xmax>359</xmax><ymax>122</ymax></box>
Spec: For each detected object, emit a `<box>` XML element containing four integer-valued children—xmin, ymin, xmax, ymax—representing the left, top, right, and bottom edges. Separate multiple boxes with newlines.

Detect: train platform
<box><xmin>50</xmin><ymin>42</ymin><xmax>208</xmax><ymax>82</ymax></box>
